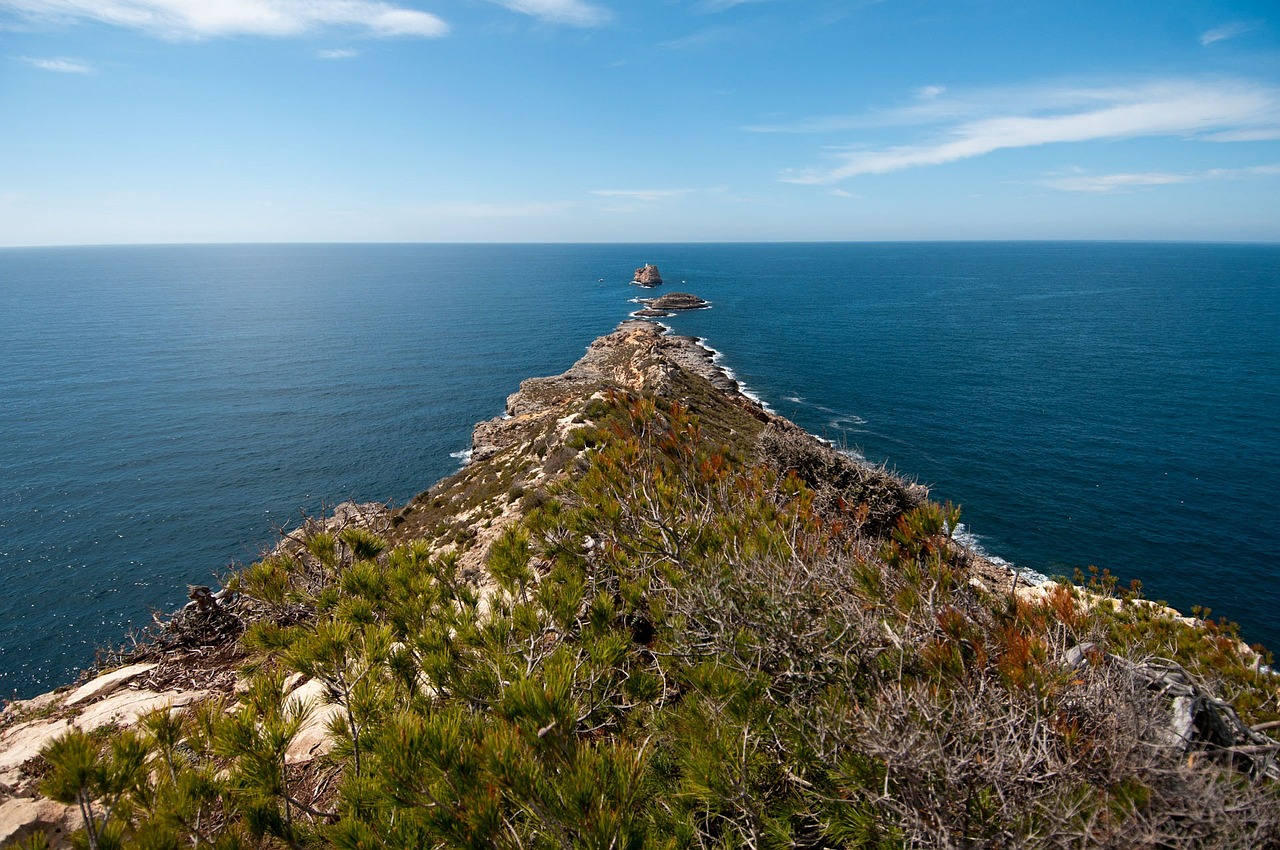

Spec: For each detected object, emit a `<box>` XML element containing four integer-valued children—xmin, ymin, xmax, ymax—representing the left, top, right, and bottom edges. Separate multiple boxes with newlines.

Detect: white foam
<box><xmin>835</xmin><ymin>446</ymin><xmax>867</xmax><ymax>462</ymax></box>
<box><xmin>784</xmin><ymin>395</ymin><xmax>804</xmax><ymax>404</ymax></box>
<box><xmin>449</xmin><ymin>448</ymin><xmax>473</xmax><ymax>466</ymax></box>
<box><xmin>695</xmin><ymin>337</ymin><xmax>776</xmax><ymax>413</ymax></box>
<box><xmin>950</xmin><ymin>522</ymin><xmax>1048</xmax><ymax>584</ymax></box>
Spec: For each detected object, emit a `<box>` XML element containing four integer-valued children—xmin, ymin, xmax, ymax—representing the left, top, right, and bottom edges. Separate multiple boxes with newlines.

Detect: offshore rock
<box><xmin>632</xmin><ymin>264</ymin><xmax>663</xmax><ymax>287</ymax></box>
<box><xmin>638</xmin><ymin>292</ymin><xmax>709</xmax><ymax>313</ymax></box>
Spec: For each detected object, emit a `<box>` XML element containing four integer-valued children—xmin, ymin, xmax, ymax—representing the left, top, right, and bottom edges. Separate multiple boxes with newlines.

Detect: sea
<box><xmin>1</xmin><ymin>243</ymin><xmax>1277</xmax><ymax>699</ymax></box>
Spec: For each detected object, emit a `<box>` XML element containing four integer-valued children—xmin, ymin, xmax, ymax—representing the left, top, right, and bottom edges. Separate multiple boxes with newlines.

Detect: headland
<box><xmin>2</xmin><ymin>319</ymin><xmax>1276</xmax><ymax>847</ymax></box>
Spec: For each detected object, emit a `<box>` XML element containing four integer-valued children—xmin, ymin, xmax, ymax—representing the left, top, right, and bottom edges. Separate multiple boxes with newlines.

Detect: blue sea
<box><xmin>1</xmin><ymin>243</ymin><xmax>1277</xmax><ymax>699</ymax></box>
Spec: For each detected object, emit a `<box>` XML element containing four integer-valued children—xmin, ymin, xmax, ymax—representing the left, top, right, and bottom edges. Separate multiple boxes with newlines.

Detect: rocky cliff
<box><xmin>2</xmin><ymin>321</ymin><xmax>1276</xmax><ymax>848</ymax></box>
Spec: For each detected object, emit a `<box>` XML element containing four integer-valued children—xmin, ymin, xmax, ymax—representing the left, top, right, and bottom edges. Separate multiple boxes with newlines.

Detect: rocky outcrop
<box><xmin>0</xmin><ymin>668</ymin><xmax>211</xmax><ymax>847</ymax></box>
<box><xmin>632</xmin><ymin>264</ymin><xmax>663</xmax><ymax>287</ymax></box>
<box><xmin>633</xmin><ymin>292</ymin><xmax>710</xmax><ymax>317</ymax></box>
<box><xmin>466</xmin><ymin>321</ymin><xmax>769</xmax><ymax>463</ymax></box>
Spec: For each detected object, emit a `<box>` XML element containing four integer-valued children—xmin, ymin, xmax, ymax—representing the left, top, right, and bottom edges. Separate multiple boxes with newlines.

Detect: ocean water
<box><xmin>1</xmin><ymin>243</ymin><xmax>1277</xmax><ymax>698</ymax></box>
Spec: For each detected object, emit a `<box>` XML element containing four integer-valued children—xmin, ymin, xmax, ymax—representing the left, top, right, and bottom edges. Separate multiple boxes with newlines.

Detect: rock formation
<box><xmin>633</xmin><ymin>291</ymin><xmax>710</xmax><ymax>316</ymax></box>
<box><xmin>632</xmin><ymin>263</ymin><xmax>663</xmax><ymax>286</ymax></box>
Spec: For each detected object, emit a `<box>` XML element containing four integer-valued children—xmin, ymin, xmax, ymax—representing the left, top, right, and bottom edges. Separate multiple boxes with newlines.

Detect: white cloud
<box><xmin>1200</xmin><ymin>21</ymin><xmax>1258</xmax><ymax>46</ymax></box>
<box><xmin>659</xmin><ymin>25</ymin><xmax>738</xmax><ymax>50</ymax></box>
<box><xmin>1045</xmin><ymin>163</ymin><xmax>1280</xmax><ymax>193</ymax></box>
<box><xmin>744</xmin><ymin>115</ymin><xmax>866</xmax><ymax>133</ymax></box>
<box><xmin>698</xmin><ymin>0</ymin><xmax>769</xmax><ymax>10</ymax></box>
<box><xmin>436</xmin><ymin>201</ymin><xmax>572</xmax><ymax>217</ymax></box>
<box><xmin>21</xmin><ymin>54</ymin><xmax>93</xmax><ymax>71</ymax></box>
<box><xmin>0</xmin><ymin>0</ymin><xmax>449</xmax><ymax>39</ymax></box>
<box><xmin>1203</xmin><ymin>127</ymin><xmax>1280</xmax><ymax>142</ymax></box>
<box><xmin>317</xmin><ymin>47</ymin><xmax>358</xmax><ymax>59</ymax></box>
<box><xmin>590</xmin><ymin>189</ymin><xmax>691</xmax><ymax>202</ymax></box>
<box><xmin>779</xmin><ymin>79</ymin><xmax>1280</xmax><ymax>183</ymax></box>
<box><xmin>487</xmin><ymin>0</ymin><xmax>610</xmax><ymax>27</ymax></box>
<box><xmin>915</xmin><ymin>85</ymin><xmax>945</xmax><ymax>100</ymax></box>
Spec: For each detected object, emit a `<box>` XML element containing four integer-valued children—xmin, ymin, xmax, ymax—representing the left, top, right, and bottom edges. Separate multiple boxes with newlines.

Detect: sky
<box><xmin>2</xmin><ymin>0</ymin><xmax>1279</xmax><ymax>245</ymax></box>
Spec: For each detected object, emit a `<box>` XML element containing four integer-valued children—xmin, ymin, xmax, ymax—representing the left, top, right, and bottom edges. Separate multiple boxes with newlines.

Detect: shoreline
<box><xmin>3</xmin><ymin>317</ymin><xmax>1275</xmax><ymax>846</ymax></box>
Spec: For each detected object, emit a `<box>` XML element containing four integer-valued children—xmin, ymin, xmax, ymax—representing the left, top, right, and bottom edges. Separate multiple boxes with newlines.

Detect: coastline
<box><xmin>2</xmin><ymin>318</ymin><xmax>1275</xmax><ymax>846</ymax></box>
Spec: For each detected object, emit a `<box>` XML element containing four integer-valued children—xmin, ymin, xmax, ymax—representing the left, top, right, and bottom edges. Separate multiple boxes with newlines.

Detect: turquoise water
<box><xmin>2</xmin><ymin>243</ymin><xmax>1277</xmax><ymax>698</ymax></box>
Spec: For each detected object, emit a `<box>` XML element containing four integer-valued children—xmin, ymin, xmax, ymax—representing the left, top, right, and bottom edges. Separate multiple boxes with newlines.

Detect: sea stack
<box><xmin>633</xmin><ymin>264</ymin><xmax>663</xmax><ymax>287</ymax></box>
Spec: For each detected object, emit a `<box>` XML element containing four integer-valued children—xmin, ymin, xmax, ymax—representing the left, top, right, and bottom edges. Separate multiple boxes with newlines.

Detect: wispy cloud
<box><xmin>1045</xmin><ymin>163</ymin><xmax>1280</xmax><ymax>193</ymax></box>
<box><xmin>778</xmin><ymin>79</ymin><xmax>1280</xmax><ymax>183</ymax></box>
<box><xmin>915</xmin><ymin>85</ymin><xmax>945</xmax><ymax>100</ymax></box>
<box><xmin>659</xmin><ymin>25</ymin><xmax>739</xmax><ymax>50</ymax></box>
<box><xmin>1203</xmin><ymin>127</ymin><xmax>1280</xmax><ymax>142</ymax></box>
<box><xmin>316</xmin><ymin>48</ymin><xmax>358</xmax><ymax>59</ymax></box>
<box><xmin>590</xmin><ymin>189</ymin><xmax>692</xmax><ymax>202</ymax></box>
<box><xmin>21</xmin><ymin>54</ymin><xmax>93</xmax><ymax>72</ymax></box>
<box><xmin>1200</xmin><ymin>21</ymin><xmax>1259</xmax><ymax>46</ymax></box>
<box><xmin>697</xmin><ymin>0</ymin><xmax>770</xmax><ymax>10</ymax></box>
<box><xmin>487</xmin><ymin>0</ymin><xmax>611</xmax><ymax>27</ymax></box>
<box><xmin>0</xmin><ymin>0</ymin><xmax>449</xmax><ymax>39</ymax></box>
<box><xmin>437</xmin><ymin>201</ymin><xmax>573</xmax><ymax>217</ymax></box>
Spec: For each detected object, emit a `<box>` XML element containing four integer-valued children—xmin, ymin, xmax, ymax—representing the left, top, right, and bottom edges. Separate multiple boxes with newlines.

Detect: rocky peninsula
<box><xmin>2</xmin><ymin>321</ymin><xmax>1277</xmax><ymax>848</ymax></box>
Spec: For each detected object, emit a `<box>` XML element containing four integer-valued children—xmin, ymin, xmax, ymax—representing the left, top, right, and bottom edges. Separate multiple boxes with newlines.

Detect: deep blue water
<box><xmin>1</xmin><ymin>243</ymin><xmax>1277</xmax><ymax>698</ymax></box>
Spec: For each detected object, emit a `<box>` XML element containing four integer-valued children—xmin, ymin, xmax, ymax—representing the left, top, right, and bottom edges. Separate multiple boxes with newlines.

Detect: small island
<box><xmin>633</xmin><ymin>291</ymin><xmax>710</xmax><ymax>317</ymax></box>
<box><xmin>632</xmin><ymin>263</ymin><xmax>663</xmax><ymax>287</ymax></box>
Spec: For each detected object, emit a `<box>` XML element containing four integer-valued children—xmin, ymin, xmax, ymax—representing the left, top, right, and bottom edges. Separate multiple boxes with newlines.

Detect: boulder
<box><xmin>63</xmin><ymin>663</ymin><xmax>157</xmax><ymax>707</ymax></box>
<box><xmin>284</xmin><ymin>679</ymin><xmax>343</xmax><ymax>764</ymax></box>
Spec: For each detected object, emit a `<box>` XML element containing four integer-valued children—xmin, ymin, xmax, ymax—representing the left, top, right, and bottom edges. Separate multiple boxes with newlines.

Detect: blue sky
<box><xmin>2</xmin><ymin>0</ymin><xmax>1279</xmax><ymax>244</ymax></box>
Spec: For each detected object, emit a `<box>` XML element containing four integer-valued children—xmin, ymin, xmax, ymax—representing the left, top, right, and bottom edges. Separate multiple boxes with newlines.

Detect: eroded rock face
<box><xmin>632</xmin><ymin>264</ymin><xmax>663</xmax><ymax>286</ymax></box>
<box><xmin>0</xmin><ymin>796</ymin><xmax>78</xmax><ymax>848</ymax></box>
<box><xmin>0</xmin><ymin>718</ymin><xmax>72</xmax><ymax>790</ymax></box>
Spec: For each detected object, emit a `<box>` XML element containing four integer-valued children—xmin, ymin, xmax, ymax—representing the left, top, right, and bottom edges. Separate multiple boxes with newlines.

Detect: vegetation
<box><xmin>34</xmin><ymin>392</ymin><xmax>1280</xmax><ymax>848</ymax></box>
